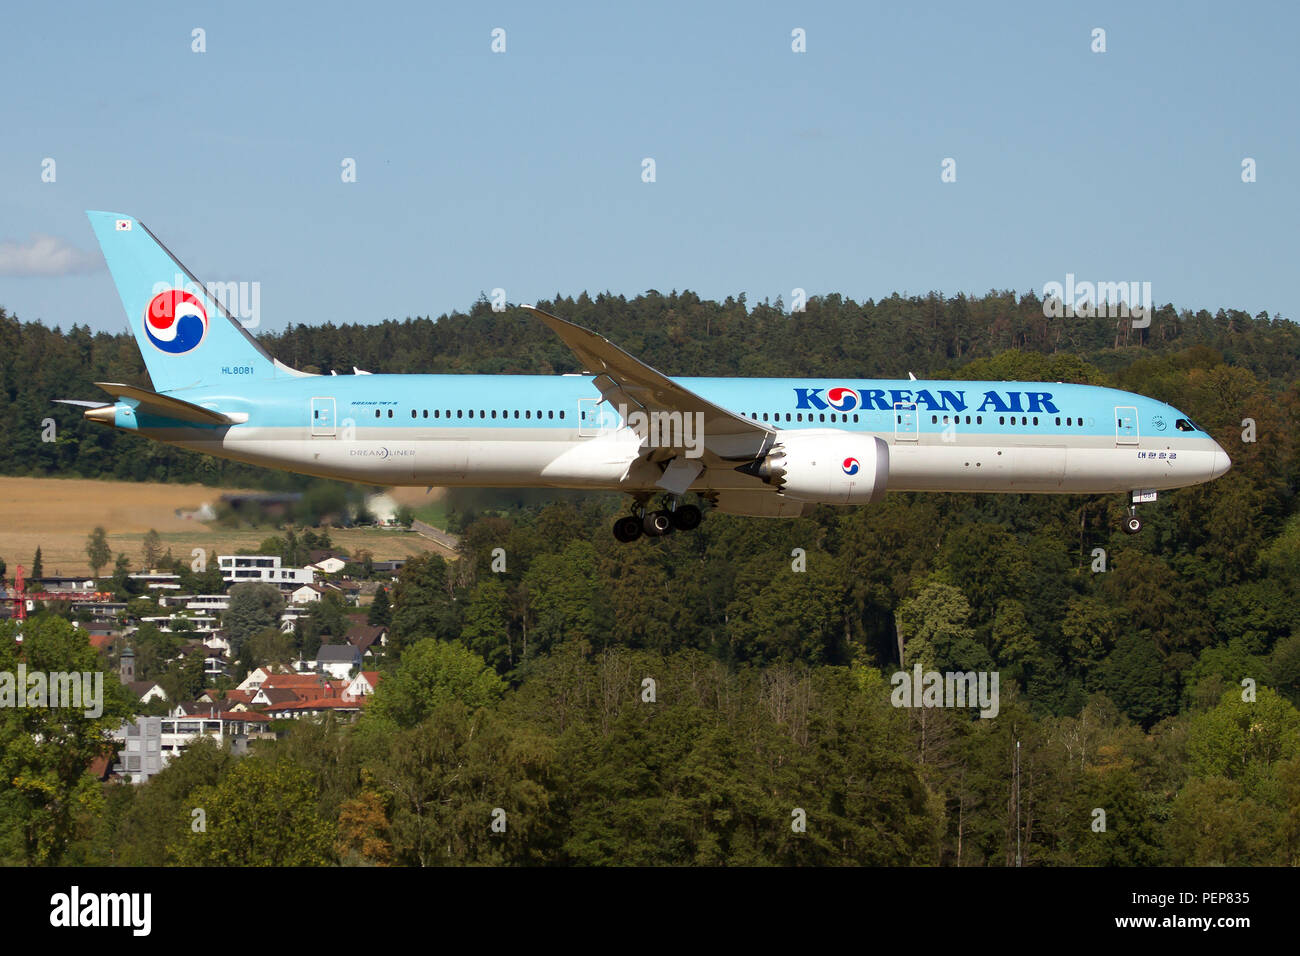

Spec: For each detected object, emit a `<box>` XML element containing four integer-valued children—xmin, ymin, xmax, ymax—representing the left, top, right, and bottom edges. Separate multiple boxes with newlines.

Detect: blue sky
<box><xmin>1</xmin><ymin>0</ymin><xmax>1296</xmax><ymax>336</ymax></box>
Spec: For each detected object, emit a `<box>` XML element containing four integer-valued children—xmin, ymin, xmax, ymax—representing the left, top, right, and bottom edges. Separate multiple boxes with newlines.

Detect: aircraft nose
<box><xmin>1211</xmin><ymin>444</ymin><xmax>1232</xmax><ymax>479</ymax></box>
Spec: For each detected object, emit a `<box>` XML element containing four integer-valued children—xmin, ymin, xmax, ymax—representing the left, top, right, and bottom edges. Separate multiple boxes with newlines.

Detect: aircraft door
<box><xmin>577</xmin><ymin>397</ymin><xmax>606</xmax><ymax>438</ymax></box>
<box><xmin>311</xmin><ymin>397</ymin><xmax>337</xmax><ymax>437</ymax></box>
<box><xmin>1114</xmin><ymin>406</ymin><xmax>1138</xmax><ymax>445</ymax></box>
<box><xmin>894</xmin><ymin>402</ymin><xmax>919</xmax><ymax>442</ymax></box>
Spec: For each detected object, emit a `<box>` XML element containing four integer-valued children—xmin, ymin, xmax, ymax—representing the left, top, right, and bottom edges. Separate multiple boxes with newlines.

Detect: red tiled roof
<box><xmin>261</xmin><ymin>673</ymin><xmax>329</xmax><ymax>688</ymax></box>
<box><xmin>265</xmin><ymin>697</ymin><xmax>359</xmax><ymax>713</ymax></box>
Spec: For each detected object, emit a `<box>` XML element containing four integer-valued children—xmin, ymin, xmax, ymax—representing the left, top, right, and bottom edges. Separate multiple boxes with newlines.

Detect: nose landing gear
<box><xmin>1123</xmin><ymin>489</ymin><xmax>1156</xmax><ymax>535</ymax></box>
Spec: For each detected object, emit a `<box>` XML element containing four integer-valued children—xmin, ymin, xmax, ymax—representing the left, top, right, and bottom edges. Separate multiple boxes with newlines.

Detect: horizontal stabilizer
<box><xmin>92</xmin><ymin>382</ymin><xmax>241</xmax><ymax>425</ymax></box>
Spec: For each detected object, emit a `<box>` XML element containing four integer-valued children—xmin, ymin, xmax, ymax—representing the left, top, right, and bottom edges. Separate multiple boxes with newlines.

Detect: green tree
<box><xmin>0</xmin><ymin>616</ymin><xmax>134</xmax><ymax>864</ymax></box>
<box><xmin>896</xmin><ymin>575</ymin><xmax>989</xmax><ymax>671</ymax></box>
<box><xmin>85</xmin><ymin>526</ymin><xmax>111</xmax><ymax>578</ymax></box>
<box><xmin>177</xmin><ymin>759</ymin><xmax>335</xmax><ymax>865</ymax></box>
<box><xmin>390</xmin><ymin>553</ymin><xmax>458</xmax><ymax>648</ymax></box>
<box><xmin>141</xmin><ymin>529</ymin><xmax>163</xmax><ymax>569</ymax></box>
<box><xmin>222</xmin><ymin>583</ymin><xmax>285</xmax><ymax>656</ymax></box>
<box><xmin>365</xmin><ymin>638</ymin><xmax>505</xmax><ymax>730</ymax></box>
<box><xmin>461</xmin><ymin>578</ymin><xmax>512</xmax><ymax>671</ymax></box>
<box><xmin>367</xmin><ymin>586</ymin><xmax>391</xmax><ymax>626</ymax></box>
<box><xmin>29</xmin><ymin>546</ymin><xmax>42</xmax><ymax>582</ymax></box>
<box><xmin>116</xmin><ymin>736</ymin><xmax>232</xmax><ymax>865</ymax></box>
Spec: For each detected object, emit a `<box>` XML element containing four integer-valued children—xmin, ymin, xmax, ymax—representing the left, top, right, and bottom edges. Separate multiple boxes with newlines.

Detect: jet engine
<box><xmin>735</xmin><ymin>429</ymin><xmax>889</xmax><ymax>504</ymax></box>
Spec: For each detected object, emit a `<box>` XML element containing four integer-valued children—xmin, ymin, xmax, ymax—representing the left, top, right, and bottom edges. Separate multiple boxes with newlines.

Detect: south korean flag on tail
<box><xmin>115</xmin><ymin>219</ymin><xmax>132</xmax><ymax>231</ymax></box>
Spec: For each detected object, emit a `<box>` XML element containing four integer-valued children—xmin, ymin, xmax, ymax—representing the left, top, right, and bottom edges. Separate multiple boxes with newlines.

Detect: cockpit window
<box><xmin>1175</xmin><ymin>418</ymin><xmax>1199</xmax><ymax>432</ymax></box>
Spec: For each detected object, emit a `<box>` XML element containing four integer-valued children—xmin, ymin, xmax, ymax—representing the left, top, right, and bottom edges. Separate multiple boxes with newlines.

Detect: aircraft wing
<box><xmin>523</xmin><ymin>305</ymin><xmax>776</xmax><ymax>463</ymax></box>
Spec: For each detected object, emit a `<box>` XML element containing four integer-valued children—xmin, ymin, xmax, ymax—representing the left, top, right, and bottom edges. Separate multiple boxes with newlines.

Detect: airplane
<box><xmin>68</xmin><ymin>210</ymin><xmax>1232</xmax><ymax>543</ymax></box>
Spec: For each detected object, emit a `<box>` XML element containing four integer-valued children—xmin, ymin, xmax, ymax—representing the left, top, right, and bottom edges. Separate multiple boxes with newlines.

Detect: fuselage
<box><xmin>102</xmin><ymin>373</ymin><xmax>1231</xmax><ymax>496</ymax></box>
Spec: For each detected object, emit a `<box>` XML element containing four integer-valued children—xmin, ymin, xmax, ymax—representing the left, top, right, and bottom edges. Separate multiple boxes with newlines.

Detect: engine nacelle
<box><xmin>736</xmin><ymin>429</ymin><xmax>889</xmax><ymax>504</ymax></box>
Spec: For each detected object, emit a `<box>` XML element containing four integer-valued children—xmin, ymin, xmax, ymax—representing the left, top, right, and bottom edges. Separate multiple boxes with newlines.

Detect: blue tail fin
<box><xmin>87</xmin><ymin>211</ymin><xmax>281</xmax><ymax>392</ymax></box>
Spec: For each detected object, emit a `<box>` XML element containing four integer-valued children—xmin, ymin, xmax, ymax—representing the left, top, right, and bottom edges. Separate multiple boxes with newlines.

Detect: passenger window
<box><xmin>1033</xmin><ymin>417</ymin><xmax>1038</xmax><ymax>425</ymax></box>
<box><xmin>1000</xmin><ymin>416</ymin><xmax>1005</xmax><ymax>425</ymax></box>
<box><xmin>819</xmin><ymin>413</ymin><xmax>825</xmax><ymax>422</ymax></box>
<box><xmin>548</xmin><ymin>410</ymin><xmax>554</xmax><ymax>419</ymax></box>
<box><xmin>491</xmin><ymin>410</ymin><xmax>497</xmax><ymax>419</ymax></box>
<box><xmin>387</xmin><ymin>410</ymin><xmax>393</xmax><ymax>418</ymax></box>
<box><xmin>853</xmin><ymin>414</ymin><xmax>859</xmax><ymax>423</ymax></box>
<box><xmin>559</xmin><ymin>410</ymin><xmax>565</xmax><ymax>419</ymax></box>
<box><xmin>374</xmin><ymin>410</ymin><xmax>380</xmax><ymax>419</ymax></box>
<box><xmin>976</xmin><ymin>416</ymin><xmax>982</xmax><ymax>424</ymax></box>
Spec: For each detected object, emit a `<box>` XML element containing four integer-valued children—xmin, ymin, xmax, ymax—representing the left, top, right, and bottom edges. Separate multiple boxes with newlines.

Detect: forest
<box><xmin>1</xmin><ymin>289</ymin><xmax>1298</xmax><ymax>865</ymax></box>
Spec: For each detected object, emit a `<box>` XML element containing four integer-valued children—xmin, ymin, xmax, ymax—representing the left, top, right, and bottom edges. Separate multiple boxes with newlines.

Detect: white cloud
<box><xmin>0</xmin><ymin>234</ymin><xmax>102</xmax><ymax>277</ymax></box>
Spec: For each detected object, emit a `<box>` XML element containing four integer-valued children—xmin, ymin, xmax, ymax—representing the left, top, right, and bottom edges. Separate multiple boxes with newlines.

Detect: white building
<box><xmin>289</xmin><ymin>583</ymin><xmax>326</xmax><ymax>605</ymax></box>
<box><xmin>113</xmin><ymin>711</ymin><xmax>272</xmax><ymax>783</ymax></box>
<box><xmin>218</xmin><ymin>555</ymin><xmax>314</xmax><ymax>587</ymax></box>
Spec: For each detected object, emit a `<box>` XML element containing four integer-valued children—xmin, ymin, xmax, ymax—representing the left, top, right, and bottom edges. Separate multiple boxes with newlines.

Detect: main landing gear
<box><xmin>612</xmin><ymin>497</ymin><xmax>703</xmax><ymax>542</ymax></box>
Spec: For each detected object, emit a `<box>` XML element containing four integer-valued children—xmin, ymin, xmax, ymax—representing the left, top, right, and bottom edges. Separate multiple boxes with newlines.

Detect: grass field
<box><xmin>0</xmin><ymin>476</ymin><xmax>447</xmax><ymax>576</ymax></box>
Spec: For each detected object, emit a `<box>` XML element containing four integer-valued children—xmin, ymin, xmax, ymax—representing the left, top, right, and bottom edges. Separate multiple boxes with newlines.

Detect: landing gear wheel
<box><xmin>669</xmin><ymin>504</ymin><xmax>702</xmax><ymax>532</ymax></box>
<box><xmin>643</xmin><ymin>509</ymin><xmax>674</xmax><ymax>537</ymax></box>
<box><xmin>613</xmin><ymin>516</ymin><xmax>643</xmax><ymax>542</ymax></box>
<box><xmin>1123</xmin><ymin>516</ymin><xmax>1142</xmax><ymax>535</ymax></box>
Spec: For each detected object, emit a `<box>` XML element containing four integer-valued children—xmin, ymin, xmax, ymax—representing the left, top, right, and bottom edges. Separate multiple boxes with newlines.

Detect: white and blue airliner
<box><xmin>72</xmin><ymin>211</ymin><xmax>1231</xmax><ymax>542</ymax></box>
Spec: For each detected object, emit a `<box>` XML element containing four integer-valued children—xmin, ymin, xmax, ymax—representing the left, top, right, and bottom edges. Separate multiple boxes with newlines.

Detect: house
<box><xmin>260</xmin><ymin>697</ymin><xmax>362</xmax><ymax>720</ymax></box>
<box><xmin>218</xmin><ymin>554</ymin><xmax>314</xmax><ymax>587</ymax></box>
<box><xmin>126</xmin><ymin>680</ymin><xmax>167</xmax><ymax>704</ymax></box>
<box><xmin>199</xmin><ymin>633</ymin><xmax>232</xmax><ymax>655</ymax></box>
<box><xmin>308</xmin><ymin>554</ymin><xmax>347</xmax><ymax>575</ymax></box>
<box><xmin>316</xmin><ymin>643</ymin><xmax>362</xmax><ymax>680</ymax></box>
<box><xmin>237</xmin><ymin>664</ymin><xmax>292</xmax><ymax>692</ymax></box>
<box><xmin>250</xmin><ymin>686</ymin><xmax>302</xmax><ymax>709</ymax></box>
<box><xmin>260</xmin><ymin>673</ymin><xmax>341</xmax><ymax>700</ymax></box>
<box><xmin>289</xmin><ymin>583</ymin><xmax>327</xmax><ymax>605</ymax></box>
<box><xmin>279</xmin><ymin>605</ymin><xmax>309</xmax><ymax>632</ymax></box>
<box><xmin>345</xmin><ymin>623</ymin><xmax>389</xmax><ymax>657</ymax></box>
<box><xmin>127</xmin><ymin>572</ymin><xmax>181</xmax><ymax>591</ymax></box>
<box><xmin>344</xmin><ymin>671</ymin><xmax>382</xmax><ymax>699</ymax></box>
<box><xmin>198</xmin><ymin>687</ymin><xmax>256</xmax><ymax>709</ymax></box>
<box><xmin>248</xmin><ymin>673</ymin><xmax>342</xmax><ymax>706</ymax></box>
